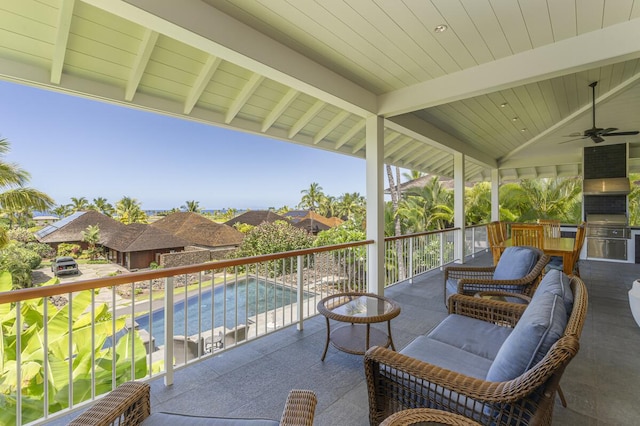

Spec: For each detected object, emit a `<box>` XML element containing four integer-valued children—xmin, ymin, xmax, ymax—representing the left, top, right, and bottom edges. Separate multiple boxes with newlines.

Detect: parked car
<box><xmin>51</xmin><ymin>256</ymin><xmax>79</xmax><ymax>276</ymax></box>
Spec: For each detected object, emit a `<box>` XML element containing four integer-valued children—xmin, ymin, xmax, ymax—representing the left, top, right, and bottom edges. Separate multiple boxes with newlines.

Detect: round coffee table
<box><xmin>317</xmin><ymin>292</ymin><xmax>400</xmax><ymax>361</ymax></box>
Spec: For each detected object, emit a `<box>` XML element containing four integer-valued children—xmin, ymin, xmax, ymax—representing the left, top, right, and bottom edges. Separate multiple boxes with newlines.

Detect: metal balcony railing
<box><xmin>0</xmin><ymin>226</ymin><xmax>488</xmax><ymax>425</ymax></box>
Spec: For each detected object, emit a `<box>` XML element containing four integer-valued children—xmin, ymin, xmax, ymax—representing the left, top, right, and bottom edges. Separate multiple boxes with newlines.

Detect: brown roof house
<box><xmin>35</xmin><ymin>210</ymin><xmax>127</xmax><ymax>252</ymax></box>
<box><xmin>35</xmin><ymin>211</ymin><xmax>189</xmax><ymax>270</ymax></box>
<box><xmin>150</xmin><ymin>212</ymin><xmax>243</xmax><ymax>251</ymax></box>
<box><xmin>224</xmin><ymin>210</ymin><xmax>288</xmax><ymax>227</ymax></box>
<box><xmin>293</xmin><ymin>211</ymin><xmax>344</xmax><ymax>235</ymax></box>
<box><xmin>103</xmin><ymin>223</ymin><xmax>189</xmax><ymax>270</ymax></box>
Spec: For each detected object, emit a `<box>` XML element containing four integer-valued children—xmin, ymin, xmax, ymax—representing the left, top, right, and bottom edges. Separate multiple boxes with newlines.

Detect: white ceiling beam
<box><xmin>350</xmin><ymin>137</ymin><xmax>366</xmax><ymax>154</ymax></box>
<box><xmin>225</xmin><ymin>73</ymin><xmax>264</xmax><ymax>124</ymax></box>
<box><xmin>384</xmin><ymin>136</ymin><xmax>412</xmax><ymax>157</ymax></box>
<box><xmin>126</xmin><ymin>28</ymin><xmax>159</xmax><ymax>102</ymax></box>
<box><xmin>379</xmin><ymin>19</ymin><xmax>640</xmax><ymax>117</ymax></box>
<box><xmin>51</xmin><ymin>0</ymin><xmax>75</xmax><ymax>84</ymax></box>
<box><xmin>334</xmin><ymin>119</ymin><xmax>365</xmax><ymax>149</ymax></box>
<box><xmin>288</xmin><ymin>100</ymin><xmax>325</xmax><ymax>138</ymax></box>
<box><xmin>314</xmin><ymin>111</ymin><xmax>350</xmax><ymax>145</ymax></box>
<box><xmin>184</xmin><ymin>54</ymin><xmax>221</xmax><ymax>114</ymax></box>
<box><xmin>386</xmin><ymin>115</ymin><xmax>497</xmax><ymax>168</ymax></box>
<box><xmin>82</xmin><ymin>0</ymin><xmax>376</xmax><ymax>116</ymax></box>
<box><xmin>262</xmin><ymin>88</ymin><xmax>299</xmax><ymax>132</ymax></box>
<box><xmin>390</xmin><ymin>143</ymin><xmax>424</xmax><ymax>164</ymax></box>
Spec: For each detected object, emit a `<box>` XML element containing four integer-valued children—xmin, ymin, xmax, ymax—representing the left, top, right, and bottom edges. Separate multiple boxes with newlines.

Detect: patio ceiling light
<box><xmin>434</xmin><ymin>24</ymin><xmax>448</xmax><ymax>33</ymax></box>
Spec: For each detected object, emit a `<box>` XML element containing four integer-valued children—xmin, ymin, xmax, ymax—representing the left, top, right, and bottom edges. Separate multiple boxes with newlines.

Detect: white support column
<box><xmin>491</xmin><ymin>169</ymin><xmax>500</xmax><ymax>221</ymax></box>
<box><xmin>366</xmin><ymin>115</ymin><xmax>385</xmax><ymax>295</ymax></box>
<box><xmin>454</xmin><ymin>152</ymin><xmax>465</xmax><ymax>264</ymax></box>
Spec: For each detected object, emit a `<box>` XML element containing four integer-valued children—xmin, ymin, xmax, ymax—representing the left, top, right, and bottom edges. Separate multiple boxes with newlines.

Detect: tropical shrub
<box><xmin>314</xmin><ymin>220</ymin><xmax>367</xmax><ymax>289</ymax></box>
<box><xmin>0</xmin><ymin>272</ymin><xmax>147</xmax><ymax>424</ymax></box>
<box><xmin>24</xmin><ymin>242</ymin><xmax>55</xmax><ymax>259</ymax></box>
<box><xmin>0</xmin><ymin>242</ymin><xmax>42</xmax><ymax>288</ymax></box>
<box><xmin>229</xmin><ymin>221</ymin><xmax>314</xmax><ymax>277</ymax></box>
<box><xmin>57</xmin><ymin>243</ymin><xmax>81</xmax><ymax>258</ymax></box>
<box><xmin>7</xmin><ymin>228</ymin><xmax>35</xmax><ymax>243</ymax></box>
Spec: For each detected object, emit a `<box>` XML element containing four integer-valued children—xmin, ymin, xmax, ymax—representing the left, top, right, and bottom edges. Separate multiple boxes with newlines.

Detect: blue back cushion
<box><xmin>486</xmin><ymin>291</ymin><xmax>567</xmax><ymax>382</ymax></box>
<box><xmin>493</xmin><ymin>246</ymin><xmax>539</xmax><ymax>280</ymax></box>
<box><xmin>535</xmin><ymin>269</ymin><xmax>574</xmax><ymax>314</ymax></box>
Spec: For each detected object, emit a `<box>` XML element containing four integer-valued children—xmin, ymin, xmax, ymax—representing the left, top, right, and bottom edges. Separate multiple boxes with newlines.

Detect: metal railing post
<box><xmin>297</xmin><ymin>255</ymin><xmax>304</xmax><ymax>331</ymax></box>
<box><xmin>409</xmin><ymin>237</ymin><xmax>414</xmax><ymax>284</ymax></box>
<box><xmin>164</xmin><ymin>276</ymin><xmax>174</xmax><ymax>386</ymax></box>
<box><xmin>439</xmin><ymin>232</ymin><xmax>445</xmax><ymax>269</ymax></box>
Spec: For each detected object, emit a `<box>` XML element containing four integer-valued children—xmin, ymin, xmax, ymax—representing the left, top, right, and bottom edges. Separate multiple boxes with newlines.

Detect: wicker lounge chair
<box><xmin>68</xmin><ymin>381</ymin><xmax>317</xmax><ymax>426</ymax></box>
<box><xmin>444</xmin><ymin>246</ymin><xmax>549</xmax><ymax>305</ymax></box>
<box><xmin>365</xmin><ymin>274</ymin><xmax>587</xmax><ymax>426</ymax></box>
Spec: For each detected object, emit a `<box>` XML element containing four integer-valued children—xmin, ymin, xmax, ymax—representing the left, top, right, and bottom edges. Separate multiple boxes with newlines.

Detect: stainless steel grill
<box><xmin>586</xmin><ymin>214</ymin><xmax>630</xmax><ymax>260</ymax></box>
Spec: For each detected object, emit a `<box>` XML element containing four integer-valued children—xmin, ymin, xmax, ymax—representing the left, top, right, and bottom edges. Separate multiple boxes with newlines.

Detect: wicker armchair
<box><xmin>365</xmin><ymin>276</ymin><xmax>587</xmax><ymax>426</ymax></box>
<box><xmin>444</xmin><ymin>246</ymin><xmax>549</xmax><ymax>305</ymax></box>
<box><xmin>68</xmin><ymin>381</ymin><xmax>317</xmax><ymax>426</ymax></box>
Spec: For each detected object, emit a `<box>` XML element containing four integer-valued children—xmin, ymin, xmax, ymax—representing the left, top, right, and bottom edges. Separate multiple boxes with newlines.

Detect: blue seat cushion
<box><xmin>400</xmin><ymin>335</ymin><xmax>493</xmax><ymax>380</ymax></box>
<box><xmin>142</xmin><ymin>412</ymin><xmax>278</xmax><ymax>425</ymax></box>
<box><xmin>485</xmin><ymin>292</ymin><xmax>567</xmax><ymax>382</ymax></box>
<box><xmin>427</xmin><ymin>314</ymin><xmax>512</xmax><ymax>361</ymax></box>
<box><xmin>493</xmin><ymin>246</ymin><xmax>539</xmax><ymax>280</ymax></box>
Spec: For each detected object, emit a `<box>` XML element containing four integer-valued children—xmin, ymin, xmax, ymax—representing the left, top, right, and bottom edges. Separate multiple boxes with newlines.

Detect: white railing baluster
<box><xmin>164</xmin><ymin>276</ymin><xmax>174</xmax><ymax>386</ymax></box>
<box><xmin>297</xmin><ymin>254</ymin><xmax>303</xmax><ymax>331</ymax></box>
<box><xmin>43</xmin><ymin>299</ymin><xmax>49</xmax><ymax>419</ymax></box>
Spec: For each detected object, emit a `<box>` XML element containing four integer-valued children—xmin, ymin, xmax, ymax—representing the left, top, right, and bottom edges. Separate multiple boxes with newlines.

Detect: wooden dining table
<box><xmin>497</xmin><ymin>237</ymin><xmax>575</xmax><ymax>275</ymax></box>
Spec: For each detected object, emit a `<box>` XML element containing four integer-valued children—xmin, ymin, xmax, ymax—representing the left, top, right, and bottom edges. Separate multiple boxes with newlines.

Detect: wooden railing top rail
<box><xmin>0</xmin><ymin>240</ymin><xmax>373</xmax><ymax>304</ymax></box>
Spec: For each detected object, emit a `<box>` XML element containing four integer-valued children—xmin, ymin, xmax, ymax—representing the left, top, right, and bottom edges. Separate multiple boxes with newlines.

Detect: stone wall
<box><xmin>159</xmin><ymin>246</ymin><xmax>236</xmax><ymax>268</ymax></box>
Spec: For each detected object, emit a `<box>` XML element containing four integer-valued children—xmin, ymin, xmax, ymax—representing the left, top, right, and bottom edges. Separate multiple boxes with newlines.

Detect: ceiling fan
<box><xmin>562</xmin><ymin>81</ymin><xmax>639</xmax><ymax>144</ymax></box>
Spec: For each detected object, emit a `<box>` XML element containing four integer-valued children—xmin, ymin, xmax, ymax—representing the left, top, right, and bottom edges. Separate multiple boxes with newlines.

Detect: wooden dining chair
<box><xmin>487</xmin><ymin>221</ymin><xmax>505</xmax><ymax>265</ymax></box>
<box><xmin>546</xmin><ymin>222</ymin><xmax>586</xmax><ymax>276</ymax></box>
<box><xmin>510</xmin><ymin>223</ymin><xmax>544</xmax><ymax>249</ymax></box>
<box><xmin>537</xmin><ymin>219</ymin><xmax>561</xmax><ymax>238</ymax></box>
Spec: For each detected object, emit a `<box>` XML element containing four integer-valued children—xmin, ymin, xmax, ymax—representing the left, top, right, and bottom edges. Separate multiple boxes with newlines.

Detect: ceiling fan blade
<box><xmin>602</xmin><ymin>130</ymin><xmax>640</xmax><ymax>136</ymax></box>
<box><xmin>600</xmin><ymin>127</ymin><xmax>619</xmax><ymax>134</ymax></box>
<box><xmin>559</xmin><ymin>137</ymin><xmax>586</xmax><ymax>144</ymax></box>
<box><xmin>564</xmin><ymin>132</ymin><xmax>583</xmax><ymax>137</ymax></box>
<box><xmin>591</xmin><ymin>134</ymin><xmax>605</xmax><ymax>143</ymax></box>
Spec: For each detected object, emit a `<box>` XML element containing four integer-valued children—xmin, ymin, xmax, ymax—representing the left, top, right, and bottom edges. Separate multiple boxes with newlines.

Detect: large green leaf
<box><xmin>0</xmin><ymin>271</ymin><xmax>12</xmax><ymax>317</ymax></box>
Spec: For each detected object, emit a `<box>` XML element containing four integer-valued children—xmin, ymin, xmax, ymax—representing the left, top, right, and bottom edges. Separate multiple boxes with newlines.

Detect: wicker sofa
<box><xmin>365</xmin><ymin>269</ymin><xmax>587</xmax><ymax>426</ymax></box>
<box><xmin>68</xmin><ymin>381</ymin><xmax>317</xmax><ymax>426</ymax></box>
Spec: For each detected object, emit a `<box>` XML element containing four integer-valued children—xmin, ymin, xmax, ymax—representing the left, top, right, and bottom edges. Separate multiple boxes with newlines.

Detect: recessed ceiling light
<box><xmin>434</xmin><ymin>24</ymin><xmax>448</xmax><ymax>33</ymax></box>
<box><xmin>512</xmin><ymin>117</ymin><xmax>519</xmax><ymax>121</ymax></box>
<box><xmin>500</xmin><ymin>103</ymin><xmax>508</xmax><ymax>108</ymax></box>
<box><xmin>520</xmin><ymin>128</ymin><xmax>527</xmax><ymax>132</ymax></box>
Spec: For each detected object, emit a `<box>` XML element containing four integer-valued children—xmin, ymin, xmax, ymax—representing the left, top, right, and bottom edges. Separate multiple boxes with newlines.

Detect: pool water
<box><xmin>135</xmin><ymin>278</ymin><xmax>306</xmax><ymax>347</ymax></box>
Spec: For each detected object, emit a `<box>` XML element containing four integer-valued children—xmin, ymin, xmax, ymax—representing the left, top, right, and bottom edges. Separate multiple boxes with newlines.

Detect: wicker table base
<box><xmin>380</xmin><ymin>408</ymin><xmax>481</xmax><ymax>426</ymax></box>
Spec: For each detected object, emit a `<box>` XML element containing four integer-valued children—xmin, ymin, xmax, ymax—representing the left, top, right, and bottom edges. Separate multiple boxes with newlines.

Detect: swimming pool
<box><xmin>135</xmin><ymin>278</ymin><xmax>308</xmax><ymax>347</ymax></box>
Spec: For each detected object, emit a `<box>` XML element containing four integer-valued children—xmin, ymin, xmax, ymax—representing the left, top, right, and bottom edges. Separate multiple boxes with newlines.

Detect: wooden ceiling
<box><xmin>1</xmin><ymin>0</ymin><xmax>639</xmax><ymax>181</ymax></box>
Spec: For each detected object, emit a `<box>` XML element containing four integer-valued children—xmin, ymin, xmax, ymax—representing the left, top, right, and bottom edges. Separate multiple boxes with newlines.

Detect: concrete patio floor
<box><xmin>58</xmin><ymin>252</ymin><xmax>640</xmax><ymax>425</ymax></box>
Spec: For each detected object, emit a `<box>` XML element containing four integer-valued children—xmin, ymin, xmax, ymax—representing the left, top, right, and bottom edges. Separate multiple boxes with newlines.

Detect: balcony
<box><xmin>3</xmin><ymin>228</ymin><xmax>639</xmax><ymax>425</ymax></box>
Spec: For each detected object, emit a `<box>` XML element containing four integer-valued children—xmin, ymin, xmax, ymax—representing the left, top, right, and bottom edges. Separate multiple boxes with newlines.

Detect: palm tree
<box><xmin>69</xmin><ymin>197</ymin><xmax>90</xmax><ymax>212</ymax></box>
<box><xmin>500</xmin><ymin>178</ymin><xmax>581</xmax><ymax>223</ymax></box>
<box><xmin>386</xmin><ymin>165</ymin><xmax>405</xmax><ymax>280</ymax></box>
<box><xmin>52</xmin><ymin>204</ymin><xmax>72</xmax><ymax>218</ymax></box>
<box><xmin>402</xmin><ymin>170</ymin><xmax>425</xmax><ymax>182</ymax></box>
<box><xmin>0</xmin><ymin>138</ymin><xmax>54</xmax><ymax>245</ymax></box>
<box><xmin>91</xmin><ymin>197</ymin><xmax>115</xmax><ymax>216</ymax></box>
<box><xmin>299</xmin><ymin>182</ymin><xmax>325</xmax><ymax>233</ymax></box>
<box><xmin>115</xmin><ymin>196</ymin><xmax>148</xmax><ymax>224</ymax></box>
<box><xmin>336</xmin><ymin>192</ymin><xmax>366</xmax><ymax>221</ymax></box>
<box><xmin>400</xmin><ymin>176</ymin><xmax>454</xmax><ymax>231</ymax></box>
<box><xmin>464</xmin><ymin>182</ymin><xmax>492</xmax><ymax>225</ymax></box>
<box><xmin>181</xmin><ymin>200</ymin><xmax>201</xmax><ymax>213</ymax></box>
<box><xmin>81</xmin><ymin>224</ymin><xmax>101</xmax><ymax>259</ymax></box>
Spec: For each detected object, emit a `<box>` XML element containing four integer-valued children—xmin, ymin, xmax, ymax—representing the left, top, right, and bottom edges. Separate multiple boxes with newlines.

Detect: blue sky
<box><xmin>0</xmin><ymin>80</ymin><xmax>368</xmax><ymax>211</ymax></box>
